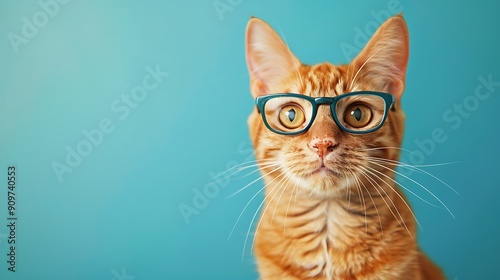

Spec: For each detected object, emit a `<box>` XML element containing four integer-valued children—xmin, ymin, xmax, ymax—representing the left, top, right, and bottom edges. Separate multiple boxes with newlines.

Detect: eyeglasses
<box><xmin>255</xmin><ymin>91</ymin><xmax>395</xmax><ymax>135</ymax></box>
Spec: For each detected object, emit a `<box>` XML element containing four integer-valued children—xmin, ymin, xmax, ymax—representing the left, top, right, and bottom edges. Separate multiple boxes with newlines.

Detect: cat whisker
<box><xmin>232</xmin><ymin>162</ymin><xmax>283</xmax><ymax>180</ymax></box>
<box><xmin>361</xmin><ymin>167</ymin><xmax>414</xmax><ymax>236</ymax></box>
<box><xmin>283</xmin><ymin>180</ymin><xmax>300</xmax><ymax>236</ymax></box>
<box><xmin>357</xmin><ymin>149</ymin><xmax>459</xmax><ymax>167</ymax></box>
<box><xmin>363</xmin><ymin>162</ymin><xmax>439</xmax><ymax>209</ymax></box>
<box><xmin>271</xmin><ymin>173</ymin><xmax>293</xmax><ymax>224</ymax></box>
<box><xmin>212</xmin><ymin>159</ymin><xmax>279</xmax><ymax>179</ymax></box>
<box><xmin>244</xmin><ymin>166</ymin><xmax>293</xmax><ymax>260</ymax></box>
<box><xmin>357</xmin><ymin>168</ymin><xmax>407</xmax><ymax>235</ymax></box>
<box><xmin>368</xmin><ymin>161</ymin><xmax>455</xmax><ymax>218</ymax></box>
<box><xmin>356</xmin><ymin>146</ymin><xmax>414</xmax><ymax>152</ymax></box>
<box><xmin>365</xmin><ymin>156</ymin><xmax>459</xmax><ymax>195</ymax></box>
<box><xmin>240</xmin><ymin>172</ymin><xmax>289</xmax><ymax>259</ymax></box>
<box><xmin>251</xmin><ymin>174</ymin><xmax>291</xmax><ymax>254</ymax></box>
<box><xmin>227</xmin><ymin>164</ymin><xmax>282</xmax><ymax>199</ymax></box>
<box><xmin>355</xmin><ymin>146</ymin><xmax>426</xmax><ymax>158</ymax></box>
<box><xmin>351</xmin><ymin>170</ymin><xmax>383</xmax><ymax>237</ymax></box>
<box><xmin>346</xmin><ymin>62</ymin><xmax>355</xmax><ymax>91</ymax></box>
<box><xmin>356</xmin><ymin>147</ymin><xmax>459</xmax><ymax>168</ymax></box>
<box><xmin>278</xmin><ymin>25</ymin><xmax>304</xmax><ymax>90</ymax></box>
<box><xmin>227</xmin><ymin>164</ymin><xmax>286</xmax><ymax>240</ymax></box>
<box><xmin>345</xmin><ymin>175</ymin><xmax>353</xmax><ymax>209</ymax></box>
<box><xmin>354</xmin><ymin>171</ymin><xmax>384</xmax><ymax>237</ymax></box>
<box><xmin>347</xmin><ymin>186</ymin><xmax>352</xmax><ymax>210</ymax></box>
<box><xmin>350</xmin><ymin>170</ymin><xmax>369</xmax><ymax>233</ymax></box>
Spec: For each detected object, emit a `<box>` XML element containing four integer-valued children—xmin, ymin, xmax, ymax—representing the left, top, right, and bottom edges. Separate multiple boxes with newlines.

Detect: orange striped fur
<box><xmin>245</xmin><ymin>15</ymin><xmax>445</xmax><ymax>280</ymax></box>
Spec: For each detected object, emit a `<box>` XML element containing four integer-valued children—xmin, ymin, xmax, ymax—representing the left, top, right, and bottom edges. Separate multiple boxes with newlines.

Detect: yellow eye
<box><xmin>279</xmin><ymin>104</ymin><xmax>305</xmax><ymax>129</ymax></box>
<box><xmin>344</xmin><ymin>103</ymin><xmax>372</xmax><ymax>128</ymax></box>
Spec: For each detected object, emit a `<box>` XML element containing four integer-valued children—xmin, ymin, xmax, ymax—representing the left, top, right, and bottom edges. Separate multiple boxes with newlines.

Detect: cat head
<box><xmin>245</xmin><ymin>15</ymin><xmax>409</xmax><ymax>198</ymax></box>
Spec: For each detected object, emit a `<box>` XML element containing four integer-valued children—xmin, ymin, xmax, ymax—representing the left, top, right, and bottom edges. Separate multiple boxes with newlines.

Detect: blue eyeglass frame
<box><xmin>255</xmin><ymin>91</ymin><xmax>395</xmax><ymax>135</ymax></box>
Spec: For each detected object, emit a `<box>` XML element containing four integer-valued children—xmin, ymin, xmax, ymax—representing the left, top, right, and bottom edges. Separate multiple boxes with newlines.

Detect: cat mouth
<box><xmin>314</xmin><ymin>159</ymin><xmax>337</xmax><ymax>174</ymax></box>
<box><xmin>310</xmin><ymin>165</ymin><xmax>339</xmax><ymax>177</ymax></box>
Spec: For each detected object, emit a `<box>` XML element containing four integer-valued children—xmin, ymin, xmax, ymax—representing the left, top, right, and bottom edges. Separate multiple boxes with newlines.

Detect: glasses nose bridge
<box><xmin>314</xmin><ymin>97</ymin><xmax>335</xmax><ymax>106</ymax></box>
<box><xmin>312</xmin><ymin>97</ymin><xmax>336</xmax><ymax>124</ymax></box>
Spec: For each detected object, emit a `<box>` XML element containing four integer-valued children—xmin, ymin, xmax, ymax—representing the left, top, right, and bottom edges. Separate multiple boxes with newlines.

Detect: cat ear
<box><xmin>350</xmin><ymin>15</ymin><xmax>409</xmax><ymax>100</ymax></box>
<box><xmin>245</xmin><ymin>17</ymin><xmax>301</xmax><ymax>98</ymax></box>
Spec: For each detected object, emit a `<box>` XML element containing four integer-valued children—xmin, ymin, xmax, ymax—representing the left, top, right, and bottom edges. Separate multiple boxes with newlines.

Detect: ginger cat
<box><xmin>244</xmin><ymin>15</ymin><xmax>445</xmax><ymax>280</ymax></box>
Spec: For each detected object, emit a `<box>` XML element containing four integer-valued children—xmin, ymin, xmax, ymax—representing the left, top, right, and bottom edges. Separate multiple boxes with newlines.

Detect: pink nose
<box><xmin>309</xmin><ymin>138</ymin><xmax>338</xmax><ymax>158</ymax></box>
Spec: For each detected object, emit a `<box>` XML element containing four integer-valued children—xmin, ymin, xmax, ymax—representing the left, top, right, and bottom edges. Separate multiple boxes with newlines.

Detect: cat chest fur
<box><xmin>255</xmin><ymin>190</ymin><xmax>417</xmax><ymax>280</ymax></box>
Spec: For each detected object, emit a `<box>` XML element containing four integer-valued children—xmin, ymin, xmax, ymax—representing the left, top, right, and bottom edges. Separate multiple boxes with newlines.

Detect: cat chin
<box><xmin>289</xmin><ymin>169</ymin><xmax>352</xmax><ymax>199</ymax></box>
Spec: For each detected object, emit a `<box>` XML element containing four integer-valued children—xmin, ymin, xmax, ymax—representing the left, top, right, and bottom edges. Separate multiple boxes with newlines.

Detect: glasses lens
<box><xmin>263</xmin><ymin>96</ymin><xmax>313</xmax><ymax>134</ymax></box>
<box><xmin>334</xmin><ymin>94</ymin><xmax>387</xmax><ymax>133</ymax></box>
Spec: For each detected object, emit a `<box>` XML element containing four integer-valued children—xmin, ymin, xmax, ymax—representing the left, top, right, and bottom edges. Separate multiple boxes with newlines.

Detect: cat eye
<box><xmin>279</xmin><ymin>104</ymin><xmax>306</xmax><ymax>129</ymax></box>
<box><xmin>344</xmin><ymin>103</ymin><xmax>372</xmax><ymax>128</ymax></box>
<box><xmin>255</xmin><ymin>91</ymin><xmax>395</xmax><ymax>135</ymax></box>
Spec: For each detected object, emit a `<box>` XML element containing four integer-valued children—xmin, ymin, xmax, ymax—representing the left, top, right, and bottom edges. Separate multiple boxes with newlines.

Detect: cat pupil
<box><xmin>352</xmin><ymin>108</ymin><xmax>362</xmax><ymax>121</ymax></box>
<box><xmin>287</xmin><ymin>109</ymin><xmax>296</xmax><ymax>122</ymax></box>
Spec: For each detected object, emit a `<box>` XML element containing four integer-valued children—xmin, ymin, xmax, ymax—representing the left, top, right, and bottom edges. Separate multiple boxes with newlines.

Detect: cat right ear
<box><xmin>245</xmin><ymin>17</ymin><xmax>300</xmax><ymax>98</ymax></box>
<box><xmin>349</xmin><ymin>15</ymin><xmax>409</xmax><ymax>100</ymax></box>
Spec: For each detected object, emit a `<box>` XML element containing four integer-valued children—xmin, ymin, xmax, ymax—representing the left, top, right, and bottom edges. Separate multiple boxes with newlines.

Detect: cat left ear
<box><xmin>245</xmin><ymin>17</ymin><xmax>301</xmax><ymax>98</ymax></box>
<box><xmin>350</xmin><ymin>15</ymin><xmax>409</xmax><ymax>100</ymax></box>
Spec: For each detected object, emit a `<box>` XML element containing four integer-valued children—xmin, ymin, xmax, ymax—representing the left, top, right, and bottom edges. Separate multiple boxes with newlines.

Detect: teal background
<box><xmin>0</xmin><ymin>0</ymin><xmax>499</xmax><ymax>279</ymax></box>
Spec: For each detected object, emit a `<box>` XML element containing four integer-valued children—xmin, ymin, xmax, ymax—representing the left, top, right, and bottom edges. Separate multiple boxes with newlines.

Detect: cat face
<box><xmin>245</xmin><ymin>16</ymin><xmax>409</xmax><ymax>198</ymax></box>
